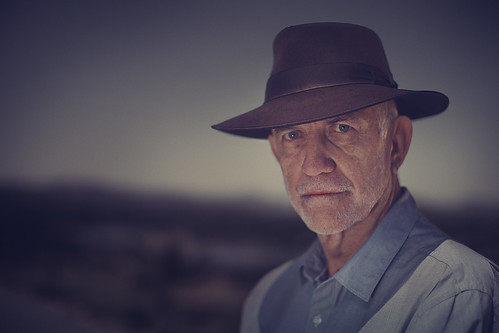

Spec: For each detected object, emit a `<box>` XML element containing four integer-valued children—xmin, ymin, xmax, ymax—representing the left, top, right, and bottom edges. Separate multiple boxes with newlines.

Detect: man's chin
<box><xmin>308</xmin><ymin>225</ymin><xmax>347</xmax><ymax>235</ymax></box>
<box><xmin>299</xmin><ymin>211</ymin><xmax>357</xmax><ymax>235</ymax></box>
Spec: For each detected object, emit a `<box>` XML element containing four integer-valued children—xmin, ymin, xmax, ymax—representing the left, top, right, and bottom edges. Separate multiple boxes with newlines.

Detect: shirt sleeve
<box><xmin>360</xmin><ymin>241</ymin><xmax>499</xmax><ymax>333</ymax></box>
<box><xmin>406</xmin><ymin>289</ymin><xmax>495</xmax><ymax>333</ymax></box>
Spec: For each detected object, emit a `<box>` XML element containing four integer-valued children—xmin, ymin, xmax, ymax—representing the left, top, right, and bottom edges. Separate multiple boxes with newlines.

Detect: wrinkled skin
<box><xmin>269</xmin><ymin>102</ymin><xmax>413</xmax><ymax>274</ymax></box>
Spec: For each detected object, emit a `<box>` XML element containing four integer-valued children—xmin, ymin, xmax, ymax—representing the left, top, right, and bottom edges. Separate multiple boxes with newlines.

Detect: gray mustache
<box><xmin>296</xmin><ymin>176</ymin><xmax>353</xmax><ymax>195</ymax></box>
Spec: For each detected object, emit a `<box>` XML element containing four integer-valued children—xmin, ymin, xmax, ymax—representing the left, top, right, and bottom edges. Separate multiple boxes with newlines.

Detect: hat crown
<box><xmin>271</xmin><ymin>22</ymin><xmax>393</xmax><ymax>80</ymax></box>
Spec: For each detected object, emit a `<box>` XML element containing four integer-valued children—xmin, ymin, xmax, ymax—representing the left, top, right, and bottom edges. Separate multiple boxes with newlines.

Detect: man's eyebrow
<box><xmin>326</xmin><ymin>114</ymin><xmax>355</xmax><ymax>123</ymax></box>
<box><xmin>271</xmin><ymin>126</ymin><xmax>296</xmax><ymax>135</ymax></box>
<box><xmin>271</xmin><ymin>115</ymin><xmax>357</xmax><ymax>134</ymax></box>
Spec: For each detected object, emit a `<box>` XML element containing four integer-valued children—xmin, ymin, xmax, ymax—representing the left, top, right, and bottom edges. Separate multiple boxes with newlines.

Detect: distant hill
<box><xmin>0</xmin><ymin>183</ymin><xmax>497</xmax><ymax>333</ymax></box>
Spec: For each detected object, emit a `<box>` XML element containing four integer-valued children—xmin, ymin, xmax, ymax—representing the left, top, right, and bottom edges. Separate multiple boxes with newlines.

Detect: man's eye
<box><xmin>284</xmin><ymin>130</ymin><xmax>301</xmax><ymax>141</ymax></box>
<box><xmin>335</xmin><ymin>124</ymin><xmax>351</xmax><ymax>133</ymax></box>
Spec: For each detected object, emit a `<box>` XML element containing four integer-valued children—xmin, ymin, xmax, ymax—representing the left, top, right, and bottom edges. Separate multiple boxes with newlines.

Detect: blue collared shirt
<box><xmin>241</xmin><ymin>189</ymin><xmax>499</xmax><ymax>333</ymax></box>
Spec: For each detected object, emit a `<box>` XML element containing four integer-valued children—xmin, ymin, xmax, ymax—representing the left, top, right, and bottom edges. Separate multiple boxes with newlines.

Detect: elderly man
<box><xmin>212</xmin><ymin>23</ymin><xmax>498</xmax><ymax>332</ymax></box>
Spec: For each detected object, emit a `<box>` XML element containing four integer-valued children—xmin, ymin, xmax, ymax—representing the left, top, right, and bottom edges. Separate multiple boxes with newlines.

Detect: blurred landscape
<box><xmin>0</xmin><ymin>183</ymin><xmax>498</xmax><ymax>333</ymax></box>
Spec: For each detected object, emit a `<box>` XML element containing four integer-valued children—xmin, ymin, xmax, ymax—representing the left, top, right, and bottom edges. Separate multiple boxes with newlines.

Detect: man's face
<box><xmin>269</xmin><ymin>104</ymin><xmax>396</xmax><ymax>235</ymax></box>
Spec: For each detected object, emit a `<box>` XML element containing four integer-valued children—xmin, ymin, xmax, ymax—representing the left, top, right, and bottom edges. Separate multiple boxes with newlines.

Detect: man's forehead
<box><xmin>272</xmin><ymin>107</ymin><xmax>378</xmax><ymax>132</ymax></box>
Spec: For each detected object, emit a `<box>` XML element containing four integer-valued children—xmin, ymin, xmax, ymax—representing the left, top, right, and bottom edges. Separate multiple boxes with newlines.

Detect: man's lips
<box><xmin>300</xmin><ymin>190</ymin><xmax>343</xmax><ymax>197</ymax></box>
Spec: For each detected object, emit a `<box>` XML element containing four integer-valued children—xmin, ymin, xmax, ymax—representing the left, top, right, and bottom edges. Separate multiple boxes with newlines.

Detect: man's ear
<box><xmin>268</xmin><ymin>133</ymin><xmax>279</xmax><ymax>160</ymax></box>
<box><xmin>391</xmin><ymin>115</ymin><xmax>413</xmax><ymax>173</ymax></box>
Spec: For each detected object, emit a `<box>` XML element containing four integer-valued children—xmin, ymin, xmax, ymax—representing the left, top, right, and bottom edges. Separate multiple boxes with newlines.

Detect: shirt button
<box><xmin>312</xmin><ymin>314</ymin><xmax>322</xmax><ymax>327</ymax></box>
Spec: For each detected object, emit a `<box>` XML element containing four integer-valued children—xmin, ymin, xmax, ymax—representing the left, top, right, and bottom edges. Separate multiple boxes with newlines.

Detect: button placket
<box><xmin>306</xmin><ymin>280</ymin><xmax>334</xmax><ymax>331</ymax></box>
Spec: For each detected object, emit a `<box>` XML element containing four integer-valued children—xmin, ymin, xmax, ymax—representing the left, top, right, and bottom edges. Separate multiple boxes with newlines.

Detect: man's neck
<box><xmin>318</xmin><ymin>181</ymin><xmax>401</xmax><ymax>277</ymax></box>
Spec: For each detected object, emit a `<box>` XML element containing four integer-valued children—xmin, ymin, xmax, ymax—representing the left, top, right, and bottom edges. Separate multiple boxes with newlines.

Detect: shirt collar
<box><xmin>300</xmin><ymin>188</ymin><xmax>419</xmax><ymax>302</ymax></box>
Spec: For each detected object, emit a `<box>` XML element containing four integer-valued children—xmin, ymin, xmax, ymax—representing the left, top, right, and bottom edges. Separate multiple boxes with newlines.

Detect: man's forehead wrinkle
<box><xmin>331</xmin><ymin>107</ymin><xmax>382</xmax><ymax>123</ymax></box>
<box><xmin>326</xmin><ymin>115</ymin><xmax>353</xmax><ymax>124</ymax></box>
<box><xmin>269</xmin><ymin>105</ymin><xmax>392</xmax><ymax>138</ymax></box>
<box><xmin>271</xmin><ymin>127</ymin><xmax>292</xmax><ymax>136</ymax></box>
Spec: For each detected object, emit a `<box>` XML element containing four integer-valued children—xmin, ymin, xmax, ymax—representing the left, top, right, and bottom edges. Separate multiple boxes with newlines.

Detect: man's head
<box><xmin>212</xmin><ymin>22</ymin><xmax>448</xmax><ymax>233</ymax></box>
<box><xmin>268</xmin><ymin>100</ymin><xmax>412</xmax><ymax>235</ymax></box>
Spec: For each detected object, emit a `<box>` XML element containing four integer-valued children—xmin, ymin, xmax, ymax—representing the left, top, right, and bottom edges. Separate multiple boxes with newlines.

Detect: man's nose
<box><xmin>301</xmin><ymin>142</ymin><xmax>336</xmax><ymax>176</ymax></box>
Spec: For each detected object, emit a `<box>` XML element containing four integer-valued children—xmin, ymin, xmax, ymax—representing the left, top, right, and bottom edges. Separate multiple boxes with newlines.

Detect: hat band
<box><xmin>265</xmin><ymin>62</ymin><xmax>398</xmax><ymax>102</ymax></box>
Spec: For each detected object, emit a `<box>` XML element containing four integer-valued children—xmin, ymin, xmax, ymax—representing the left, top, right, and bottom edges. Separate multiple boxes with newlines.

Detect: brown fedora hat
<box><xmin>212</xmin><ymin>22</ymin><xmax>449</xmax><ymax>139</ymax></box>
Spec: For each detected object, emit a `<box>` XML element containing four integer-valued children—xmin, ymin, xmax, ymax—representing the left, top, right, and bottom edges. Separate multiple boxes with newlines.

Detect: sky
<box><xmin>1</xmin><ymin>0</ymin><xmax>499</xmax><ymax>208</ymax></box>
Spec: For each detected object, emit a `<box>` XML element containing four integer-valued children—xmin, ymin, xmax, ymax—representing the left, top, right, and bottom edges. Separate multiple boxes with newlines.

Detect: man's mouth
<box><xmin>301</xmin><ymin>190</ymin><xmax>343</xmax><ymax>198</ymax></box>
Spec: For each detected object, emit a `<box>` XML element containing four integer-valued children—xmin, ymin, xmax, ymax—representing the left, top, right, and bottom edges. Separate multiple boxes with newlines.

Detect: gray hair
<box><xmin>376</xmin><ymin>100</ymin><xmax>399</xmax><ymax>139</ymax></box>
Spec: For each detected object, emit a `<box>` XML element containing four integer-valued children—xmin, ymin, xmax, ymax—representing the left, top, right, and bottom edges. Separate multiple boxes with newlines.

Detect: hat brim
<box><xmin>212</xmin><ymin>84</ymin><xmax>449</xmax><ymax>139</ymax></box>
